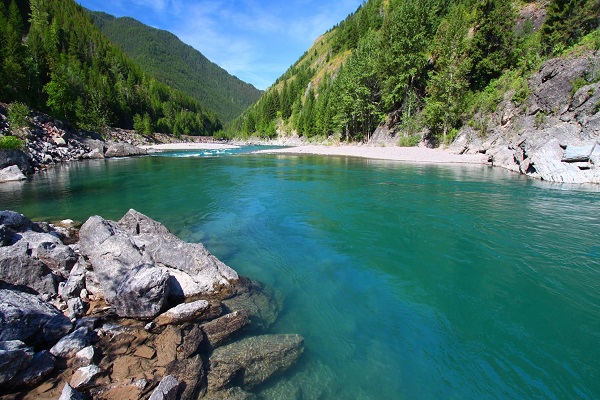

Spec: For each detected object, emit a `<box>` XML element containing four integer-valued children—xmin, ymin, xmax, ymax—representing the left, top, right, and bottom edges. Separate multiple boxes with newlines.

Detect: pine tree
<box><xmin>423</xmin><ymin>4</ymin><xmax>471</xmax><ymax>143</ymax></box>
<box><xmin>541</xmin><ymin>0</ymin><xmax>600</xmax><ymax>54</ymax></box>
<box><xmin>468</xmin><ymin>0</ymin><xmax>516</xmax><ymax>90</ymax></box>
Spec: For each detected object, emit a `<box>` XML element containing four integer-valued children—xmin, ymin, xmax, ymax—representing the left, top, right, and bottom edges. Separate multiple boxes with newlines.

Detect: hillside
<box><xmin>0</xmin><ymin>0</ymin><xmax>220</xmax><ymax>136</ymax></box>
<box><xmin>90</xmin><ymin>11</ymin><xmax>262</xmax><ymax>123</ymax></box>
<box><xmin>225</xmin><ymin>0</ymin><xmax>599</xmax><ymax>149</ymax></box>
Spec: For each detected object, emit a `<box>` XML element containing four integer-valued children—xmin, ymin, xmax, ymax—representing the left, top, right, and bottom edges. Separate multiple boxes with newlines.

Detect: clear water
<box><xmin>1</xmin><ymin>151</ymin><xmax>599</xmax><ymax>399</ymax></box>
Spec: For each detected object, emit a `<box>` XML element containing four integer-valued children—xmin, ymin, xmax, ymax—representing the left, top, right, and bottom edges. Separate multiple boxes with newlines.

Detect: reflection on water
<box><xmin>1</xmin><ymin>150</ymin><xmax>599</xmax><ymax>399</ymax></box>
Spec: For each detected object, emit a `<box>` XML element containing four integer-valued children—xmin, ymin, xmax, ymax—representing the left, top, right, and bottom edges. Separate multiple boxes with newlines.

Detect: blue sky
<box><xmin>78</xmin><ymin>0</ymin><xmax>363</xmax><ymax>90</ymax></box>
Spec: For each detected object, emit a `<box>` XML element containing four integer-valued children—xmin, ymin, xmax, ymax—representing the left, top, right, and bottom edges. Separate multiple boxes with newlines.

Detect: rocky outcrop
<box><xmin>79</xmin><ymin>210</ymin><xmax>239</xmax><ymax>318</ymax></box>
<box><xmin>104</xmin><ymin>142</ymin><xmax>148</xmax><ymax>158</ymax></box>
<box><xmin>0</xmin><ymin>210</ymin><xmax>303</xmax><ymax>399</ymax></box>
<box><xmin>451</xmin><ymin>51</ymin><xmax>600</xmax><ymax>183</ymax></box>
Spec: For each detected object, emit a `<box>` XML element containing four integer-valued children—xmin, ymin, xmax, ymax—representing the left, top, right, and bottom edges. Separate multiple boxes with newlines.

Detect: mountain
<box><xmin>90</xmin><ymin>11</ymin><xmax>262</xmax><ymax>123</ymax></box>
<box><xmin>0</xmin><ymin>0</ymin><xmax>220</xmax><ymax>136</ymax></box>
<box><xmin>224</xmin><ymin>0</ymin><xmax>599</xmax><ymax>146</ymax></box>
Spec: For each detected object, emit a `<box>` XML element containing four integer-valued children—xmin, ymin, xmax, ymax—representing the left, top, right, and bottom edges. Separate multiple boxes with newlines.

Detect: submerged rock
<box><xmin>208</xmin><ymin>334</ymin><xmax>304</xmax><ymax>391</ymax></box>
<box><xmin>222</xmin><ymin>278</ymin><xmax>282</xmax><ymax>331</ymax></box>
<box><xmin>201</xmin><ymin>310</ymin><xmax>251</xmax><ymax>349</ymax></box>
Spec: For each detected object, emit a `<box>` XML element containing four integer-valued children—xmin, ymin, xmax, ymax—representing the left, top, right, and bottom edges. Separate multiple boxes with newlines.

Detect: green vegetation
<box><xmin>0</xmin><ymin>135</ymin><xmax>25</xmax><ymax>150</ymax></box>
<box><xmin>7</xmin><ymin>102</ymin><xmax>31</xmax><ymax>130</ymax></box>
<box><xmin>0</xmin><ymin>0</ymin><xmax>221</xmax><ymax>136</ymax></box>
<box><xmin>90</xmin><ymin>12</ymin><xmax>262</xmax><ymax>123</ymax></box>
<box><xmin>226</xmin><ymin>0</ymin><xmax>599</xmax><ymax>144</ymax></box>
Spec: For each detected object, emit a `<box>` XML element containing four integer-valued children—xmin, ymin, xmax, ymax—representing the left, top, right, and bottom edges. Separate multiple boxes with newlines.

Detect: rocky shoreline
<box><xmin>0</xmin><ymin>103</ymin><xmax>220</xmax><ymax>183</ymax></box>
<box><xmin>0</xmin><ymin>209</ymin><xmax>303</xmax><ymax>399</ymax></box>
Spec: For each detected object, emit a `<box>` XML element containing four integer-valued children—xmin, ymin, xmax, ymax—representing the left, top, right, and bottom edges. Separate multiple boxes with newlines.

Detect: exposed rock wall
<box><xmin>450</xmin><ymin>51</ymin><xmax>600</xmax><ymax>184</ymax></box>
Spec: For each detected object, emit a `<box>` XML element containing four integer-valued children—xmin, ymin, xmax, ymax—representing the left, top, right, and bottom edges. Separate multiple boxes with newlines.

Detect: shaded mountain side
<box><xmin>90</xmin><ymin>11</ymin><xmax>262</xmax><ymax>123</ymax></box>
<box><xmin>0</xmin><ymin>0</ymin><xmax>220</xmax><ymax>136</ymax></box>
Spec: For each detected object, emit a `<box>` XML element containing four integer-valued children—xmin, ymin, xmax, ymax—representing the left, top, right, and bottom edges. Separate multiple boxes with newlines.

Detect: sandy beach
<box><xmin>256</xmin><ymin>144</ymin><xmax>490</xmax><ymax>164</ymax></box>
<box><xmin>140</xmin><ymin>142</ymin><xmax>240</xmax><ymax>151</ymax></box>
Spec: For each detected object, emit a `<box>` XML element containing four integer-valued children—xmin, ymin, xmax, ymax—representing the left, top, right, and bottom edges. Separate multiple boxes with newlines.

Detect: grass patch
<box><xmin>0</xmin><ymin>135</ymin><xmax>25</xmax><ymax>151</ymax></box>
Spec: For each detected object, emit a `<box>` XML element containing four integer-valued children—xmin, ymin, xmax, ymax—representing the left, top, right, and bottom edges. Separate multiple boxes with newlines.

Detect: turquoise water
<box><xmin>1</xmin><ymin>151</ymin><xmax>599</xmax><ymax>399</ymax></box>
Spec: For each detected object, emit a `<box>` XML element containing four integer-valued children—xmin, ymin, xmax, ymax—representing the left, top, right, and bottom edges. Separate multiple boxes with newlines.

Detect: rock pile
<box><xmin>0</xmin><ymin>210</ymin><xmax>303</xmax><ymax>399</ymax></box>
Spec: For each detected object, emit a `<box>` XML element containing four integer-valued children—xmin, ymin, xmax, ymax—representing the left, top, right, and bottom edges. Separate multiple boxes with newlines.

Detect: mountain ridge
<box><xmin>90</xmin><ymin>11</ymin><xmax>262</xmax><ymax>123</ymax></box>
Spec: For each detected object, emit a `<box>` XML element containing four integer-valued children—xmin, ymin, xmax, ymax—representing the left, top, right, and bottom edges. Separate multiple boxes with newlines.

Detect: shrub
<box><xmin>397</xmin><ymin>134</ymin><xmax>420</xmax><ymax>147</ymax></box>
<box><xmin>7</xmin><ymin>102</ymin><xmax>31</xmax><ymax>130</ymax></box>
<box><xmin>0</xmin><ymin>135</ymin><xmax>25</xmax><ymax>150</ymax></box>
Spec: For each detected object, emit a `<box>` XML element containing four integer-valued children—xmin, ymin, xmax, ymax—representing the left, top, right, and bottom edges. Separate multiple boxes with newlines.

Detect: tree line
<box><xmin>224</xmin><ymin>0</ymin><xmax>599</xmax><ymax>144</ymax></box>
<box><xmin>0</xmin><ymin>0</ymin><xmax>221</xmax><ymax>136</ymax></box>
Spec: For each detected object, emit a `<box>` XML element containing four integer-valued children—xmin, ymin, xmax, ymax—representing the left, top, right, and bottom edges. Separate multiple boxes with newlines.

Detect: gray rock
<box><xmin>562</xmin><ymin>143</ymin><xmax>596</xmax><ymax>162</ymax></box>
<box><xmin>59</xmin><ymin>259</ymin><xmax>86</xmax><ymax>300</ymax></box>
<box><xmin>154</xmin><ymin>300</ymin><xmax>218</xmax><ymax>327</ymax></box>
<box><xmin>0</xmin><ymin>210</ymin><xmax>32</xmax><ymax>232</ymax></box>
<box><xmin>0</xmin><ymin>150</ymin><xmax>33</xmax><ymax>175</ymax></box>
<box><xmin>9</xmin><ymin>350</ymin><xmax>55</xmax><ymax>387</ymax></box>
<box><xmin>104</xmin><ymin>142</ymin><xmax>147</xmax><ymax>158</ymax></box>
<box><xmin>0</xmin><ymin>165</ymin><xmax>26</xmax><ymax>183</ymax></box>
<box><xmin>0</xmin><ymin>288</ymin><xmax>71</xmax><ymax>345</ymax></box>
<box><xmin>118</xmin><ymin>208</ymin><xmax>171</xmax><ymax>236</ymax></box>
<box><xmin>67</xmin><ymin>297</ymin><xmax>85</xmax><ymax>319</ymax></box>
<box><xmin>70</xmin><ymin>364</ymin><xmax>102</xmax><ymax>390</ymax></box>
<box><xmin>73</xmin><ymin>346</ymin><xmax>95</xmax><ymax>368</ymax></box>
<box><xmin>50</xmin><ymin>327</ymin><xmax>91</xmax><ymax>358</ymax></box>
<box><xmin>58</xmin><ymin>383</ymin><xmax>84</xmax><ymax>400</ymax></box>
<box><xmin>37</xmin><ymin>240</ymin><xmax>77</xmax><ymax>277</ymax></box>
<box><xmin>0</xmin><ymin>239</ymin><xmax>58</xmax><ymax>294</ymax></box>
<box><xmin>208</xmin><ymin>334</ymin><xmax>304</xmax><ymax>391</ymax></box>
<box><xmin>148</xmin><ymin>375</ymin><xmax>179</xmax><ymax>400</ymax></box>
<box><xmin>202</xmin><ymin>311</ymin><xmax>251</xmax><ymax>349</ymax></box>
<box><xmin>110</xmin><ymin>264</ymin><xmax>171</xmax><ymax>319</ymax></box>
<box><xmin>79</xmin><ymin>211</ymin><xmax>239</xmax><ymax>317</ymax></box>
<box><xmin>0</xmin><ymin>340</ymin><xmax>34</xmax><ymax>385</ymax></box>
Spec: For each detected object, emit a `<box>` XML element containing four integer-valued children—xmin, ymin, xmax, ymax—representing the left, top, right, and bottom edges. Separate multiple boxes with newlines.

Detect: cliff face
<box><xmin>450</xmin><ymin>51</ymin><xmax>600</xmax><ymax>184</ymax></box>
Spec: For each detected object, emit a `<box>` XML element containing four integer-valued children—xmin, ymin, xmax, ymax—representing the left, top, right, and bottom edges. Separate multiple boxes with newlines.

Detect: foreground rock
<box><xmin>78</xmin><ymin>210</ymin><xmax>239</xmax><ymax>318</ymax></box>
<box><xmin>0</xmin><ymin>210</ymin><xmax>301</xmax><ymax>399</ymax></box>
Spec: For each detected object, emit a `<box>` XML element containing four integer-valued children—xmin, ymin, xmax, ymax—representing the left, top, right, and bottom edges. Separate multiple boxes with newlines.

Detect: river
<box><xmin>1</xmin><ymin>148</ymin><xmax>599</xmax><ymax>399</ymax></box>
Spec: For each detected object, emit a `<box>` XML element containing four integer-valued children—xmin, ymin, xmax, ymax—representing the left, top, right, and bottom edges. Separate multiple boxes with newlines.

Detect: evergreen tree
<box><xmin>541</xmin><ymin>0</ymin><xmax>600</xmax><ymax>54</ymax></box>
<box><xmin>423</xmin><ymin>4</ymin><xmax>471</xmax><ymax>143</ymax></box>
<box><xmin>468</xmin><ymin>0</ymin><xmax>516</xmax><ymax>90</ymax></box>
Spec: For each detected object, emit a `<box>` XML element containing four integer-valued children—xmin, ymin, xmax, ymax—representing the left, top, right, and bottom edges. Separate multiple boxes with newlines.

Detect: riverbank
<box><xmin>255</xmin><ymin>144</ymin><xmax>490</xmax><ymax>164</ymax></box>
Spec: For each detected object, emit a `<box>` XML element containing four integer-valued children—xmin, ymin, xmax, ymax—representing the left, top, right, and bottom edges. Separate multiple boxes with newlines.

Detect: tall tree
<box><xmin>541</xmin><ymin>0</ymin><xmax>600</xmax><ymax>54</ymax></box>
<box><xmin>423</xmin><ymin>4</ymin><xmax>471</xmax><ymax>143</ymax></box>
<box><xmin>468</xmin><ymin>0</ymin><xmax>516</xmax><ymax>90</ymax></box>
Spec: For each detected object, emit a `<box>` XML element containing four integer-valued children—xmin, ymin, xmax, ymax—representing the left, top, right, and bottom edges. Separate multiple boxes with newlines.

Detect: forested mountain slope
<box><xmin>225</xmin><ymin>0</ymin><xmax>599</xmax><ymax>147</ymax></box>
<box><xmin>90</xmin><ymin>11</ymin><xmax>262</xmax><ymax>123</ymax></box>
<box><xmin>0</xmin><ymin>0</ymin><xmax>220</xmax><ymax>136</ymax></box>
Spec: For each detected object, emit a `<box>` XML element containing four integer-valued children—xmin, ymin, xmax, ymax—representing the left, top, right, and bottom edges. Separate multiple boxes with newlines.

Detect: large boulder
<box><xmin>0</xmin><ymin>240</ymin><xmax>58</xmax><ymax>294</ymax></box>
<box><xmin>119</xmin><ymin>209</ymin><xmax>239</xmax><ymax>297</ymax></box>
<box><xmin>79</xmin><ymin>210</ymin><xmax>239</xmax><ymax>318</ymax></box>
<box><xmin>0</xmin><ymin>340</ymin><xmax>34</xmax><ymax>385</ymax></box>
<box><xmin>0</xmin><ymin>165</ymin><xmax>26</xmax><ymax>183</ymax></box>
<box><xmin>0</xmin><ymin>288</ymin><xmax>71</xmax><ymax>347</ymax></box>
<box><xmin>0</xmin><ymin>210</ymin><xmax>32</xmax><ymax>232</ymax></box>
<box><xmin>207</xmin><ymin>334</ymin><xmax>304</xmax><ymax>392</ymax></box>
<box><xmin>9</xmin><ymin>350</ymin><xmax>56</xmax><ymax>387</ymax></box>
<box><xmin>104</xmin><ymin>143</ymin><xmax>147</xmax><ymax>158</ymax></box>
<box><xmin>0</xmin><ymin>149</ymin><xmax>33</xmax><ymax>175</ymax></box>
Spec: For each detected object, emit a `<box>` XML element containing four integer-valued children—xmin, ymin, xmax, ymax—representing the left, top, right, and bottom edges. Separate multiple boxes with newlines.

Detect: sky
<box><xmin>78</xmin><ymin>0</ymin><xmax>364</xmax><ymax>90</ymax></box>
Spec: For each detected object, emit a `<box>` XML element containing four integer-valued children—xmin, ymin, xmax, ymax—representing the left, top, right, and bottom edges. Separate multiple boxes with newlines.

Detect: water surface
<box><xmin>1</xmin><ymin>151</ymin><xmax>599</xmax><ymax>399</ymax></box>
